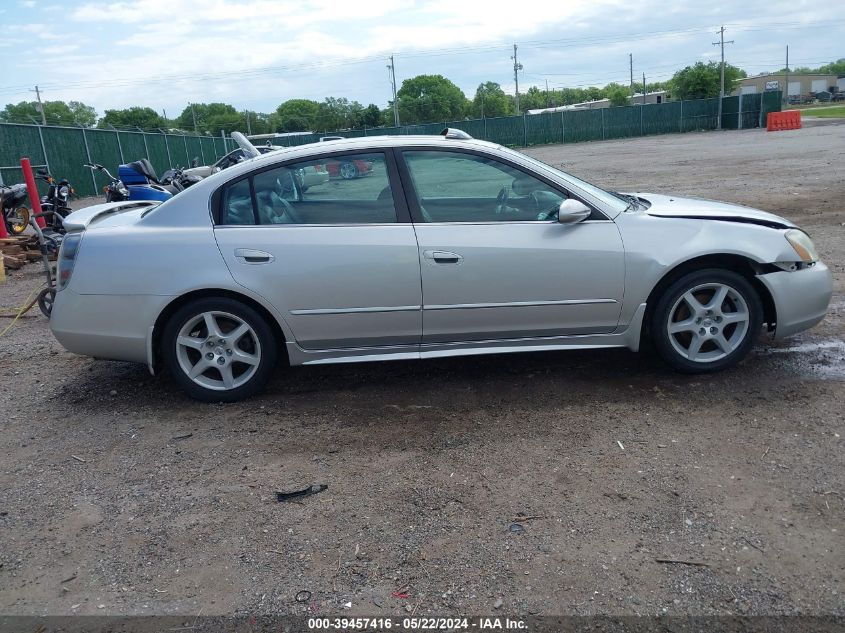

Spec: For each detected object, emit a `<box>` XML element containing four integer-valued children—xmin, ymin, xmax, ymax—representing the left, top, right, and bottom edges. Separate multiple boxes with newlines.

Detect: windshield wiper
<box><xmin>611</xmin><ymin>192</ymin><xmax>639</xmax><ymax>211</ymax></box>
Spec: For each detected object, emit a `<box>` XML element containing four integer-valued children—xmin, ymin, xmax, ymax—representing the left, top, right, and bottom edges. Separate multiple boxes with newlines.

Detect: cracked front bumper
<box><xmin>758</xmin><ymin>261</ymin><xmax>833</xmax><ymax>339</ymax></box>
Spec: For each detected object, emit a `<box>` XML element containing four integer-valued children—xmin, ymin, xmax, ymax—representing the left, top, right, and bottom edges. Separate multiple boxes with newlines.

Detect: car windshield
<box><xmin>509</xmin><ymin>151</ymin><xmax>630</xmax><ymax>214</ymax></box>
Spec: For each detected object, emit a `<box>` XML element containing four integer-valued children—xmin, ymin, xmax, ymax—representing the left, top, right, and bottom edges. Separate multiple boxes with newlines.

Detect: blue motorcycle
<box><xmin>87</xmin><ymin>159</ymin><xmax>201</xmax><ymax>203</ymax></box>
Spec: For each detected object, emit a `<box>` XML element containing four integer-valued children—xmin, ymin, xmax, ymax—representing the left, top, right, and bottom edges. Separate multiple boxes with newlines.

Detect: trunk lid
<box><xmin>62</xmin><ymin>200</ymin><xmax>161</xmax><ymax>232</ymax></box>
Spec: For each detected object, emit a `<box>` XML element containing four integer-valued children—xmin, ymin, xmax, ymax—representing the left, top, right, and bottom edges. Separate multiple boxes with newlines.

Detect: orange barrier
<box><xmin>767</xmin><ymin>110</ymin><xmax>802</xmax><ymax>131</ymax></box>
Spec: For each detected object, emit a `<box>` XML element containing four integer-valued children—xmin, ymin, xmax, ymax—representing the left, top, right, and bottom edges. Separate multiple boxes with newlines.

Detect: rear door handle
<box><xmin>423</xmin><ymin>250</ymin><xmax>463</xmax><ymax>264</ymax></box>
<box><xmin>234</xmin><ymin>248</ymin><xmax>274</xmax><ymax>264</ymax></box>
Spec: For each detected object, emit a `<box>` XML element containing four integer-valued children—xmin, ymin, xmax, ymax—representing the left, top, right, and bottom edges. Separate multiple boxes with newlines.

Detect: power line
<box><xmin>3</xmin><ymin>17</ymin><xmax>841</xmax><ymax>97</ymax></box>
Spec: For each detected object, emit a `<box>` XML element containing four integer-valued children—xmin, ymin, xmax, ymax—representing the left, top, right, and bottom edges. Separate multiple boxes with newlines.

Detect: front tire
<box><xmin>651</xmin><ymin>269</ymin><xmax>762</xmax><ymax>373</ymax></box>
<box><xmin>162</xmin><ymin>297</ymin><xmax>278</xmax><ymax>402</ymax></box>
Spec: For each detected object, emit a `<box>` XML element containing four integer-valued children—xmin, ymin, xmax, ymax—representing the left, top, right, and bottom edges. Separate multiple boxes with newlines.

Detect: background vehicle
<box><xmin>183</xmin><ymin>146</ymin><xmax>277</xmax><ymax>179</ymax></box>
<box><xmin>116</xmin><ymin>160</ymin><xmax>201</xmax><ymax>202</ymax></box>
<box><xmin>84</xmin><ymin>163</ymin><xmax>129</xmax><ymax>202</ymax></box>
<box><xmin>326</xmin><ymin>157</ymin><xmax>372</xmax><ymax>179</ymax></box>
<box><xmin>1</xmin><ymin>182</ymin><xmax>30</xmax><ymax>235</ymax></box>
<box><xmin>36</xmin><ymin>168</ymin><xmax>73</xmax><ymax>233</ymax></box>
<box><xmin>49</xmin><ymin>131</ymin><xmax>832</xmax><ymax>402</ymax></box>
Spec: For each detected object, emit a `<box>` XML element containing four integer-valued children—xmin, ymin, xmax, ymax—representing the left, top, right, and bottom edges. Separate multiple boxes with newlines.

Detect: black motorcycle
<box><xmin>1</xmin><ymin>182</ymin><xmax>30</xmax><ymax>235</ymax></box>
<box><xmin>160</xmin><ymin>165</ymin><xmax>203</xmax><ymax>193</ymax></box>
<box><xmin>35</xmin><ymin>169</ymin><xmax>74</xmax><ymax>234</ymax></box>
<box><xmin>84</xmin><ymin>162</ymin><xmax>129</xmax><ymax>202</ymax></box>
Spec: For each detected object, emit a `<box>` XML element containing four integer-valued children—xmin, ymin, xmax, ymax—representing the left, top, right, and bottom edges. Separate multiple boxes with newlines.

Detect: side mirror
<box><xmin>558</xmin><ymin>199</ymin><xmax>591</xmax><ymax>224</ymax></box>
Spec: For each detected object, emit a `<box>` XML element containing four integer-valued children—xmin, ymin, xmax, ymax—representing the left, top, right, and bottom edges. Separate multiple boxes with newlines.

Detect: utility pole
<box><xmin>545</xmin><ymin>78</ymin><xmax>550</xmax><ymax>107</ymax></box>
<box><xmin>629</xmin><ymin>53</ymin><xmax>634</xmax><ymax>97</ymax></box>
<box><xmin>30</xmin><ymin>85</ymin><xmax>46</xmax><ymax>125</ymax></box>
<box><xmin>387</xmin><ymin>55</ymin><xmax>400</xmax><ymax>127</ymax></box>
<box><xmin>712</xmin><ymin>25</ymin><xmax>734</xmax><ymax>130</ymax></box>
<box><xmin>191</xmin><ymin>103</ymin><xmax>198</xmax><ymax>133</ymax></box>
<box><xmin>512</xmin><ymin>44</ymin><xmax>523</xmax><ymax>114</ymax></box>
<box><xmin>245</xmin><ymin>110</ymin><xmax>251</xmax><ymax>135</ymax></box>
<box><xmin>642</xmin><ymin>72</ymin><xmax>646</xmax><ymax>105</ymax></box>
<box><xmin>784</xmin><ymin>45</ymin><xmax>790</xmax><ymax>106</ymax></box>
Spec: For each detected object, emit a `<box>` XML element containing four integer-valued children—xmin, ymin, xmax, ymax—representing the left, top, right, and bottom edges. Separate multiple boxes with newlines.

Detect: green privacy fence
<box><xmin>0</xmin><ymin>92</ymin><xmax>781</xmax><ymax>198</ymax></box>
<box><xmin>0</xmin><ymin>125</ymin><xmax>238</xmax><ymax>197</ymax></box>
<box><xmin>270</xmin><ymin>92</ymin><xmax>782</xmax><ymax>149</ymax></box>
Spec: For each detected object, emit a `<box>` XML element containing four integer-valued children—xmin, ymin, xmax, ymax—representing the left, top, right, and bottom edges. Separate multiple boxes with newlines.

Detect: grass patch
<box><xmin>795</xmin><ymin>105</ymin><xmax>845</xmax><ymax>118</ymax></box>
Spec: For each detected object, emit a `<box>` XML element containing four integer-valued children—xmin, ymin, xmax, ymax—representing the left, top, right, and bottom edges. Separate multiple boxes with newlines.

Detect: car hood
<box><xmin>635</xmin><ymin>193</ymin><xmax>797</xmax><ymax>230</ymax></box>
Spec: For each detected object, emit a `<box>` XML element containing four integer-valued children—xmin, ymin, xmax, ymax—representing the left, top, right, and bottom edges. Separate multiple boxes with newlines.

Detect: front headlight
<box><xmin>785</xmin><ymin>229</ymin><xmax>818</xmax><ymax>263</ymax></box>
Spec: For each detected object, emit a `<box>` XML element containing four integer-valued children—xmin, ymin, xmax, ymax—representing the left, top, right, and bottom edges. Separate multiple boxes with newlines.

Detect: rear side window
<box><xmin>217</xmin><ymin>152</ymin><xmax>396</xmax><ymax>225</ymax></box>
<box><xmin>221</xmin><ymin>178</ymin><xmax>255</xmax><ymax>225</ymax></box>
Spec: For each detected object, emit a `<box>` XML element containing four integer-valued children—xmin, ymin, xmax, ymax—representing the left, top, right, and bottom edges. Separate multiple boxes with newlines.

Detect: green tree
<box><xmin>670</xmin><ymin>62</ymin><xmax>746</xmax><ymax>100</ymax></box>
<box><xmin>471</xmin><ymin>82</ymin><xmax>513</xmax><ymax>117</ymax></box>
<box><xmin>248</xmin><ymin>112</ymin><xmax>276</xmax><ymax>135</ymax></box>
<box><xmin>355</xmin><ymin>103</ymin><xmax>382</xmax><ymax>128</ymax></box>
<box><xmin>315</xmin><ymin>97</ymin><xmax>366</xmax><ymax>131</ymax></box>
<box><xmin>275</xmin><ymin>99</ymin><xmax>321</xmax><ymax>132</ymax></box>
<box><xmin>174</xmin><ymin>103</ymin><xmax>245</xmax><ymax>134</ymax></box>
<box><xmin>520</xmin><ymin>86</ymin><xmax>548</xmax><ymax>110</ymax></box>
<box><xmin>98</xmin><ymin>106</ymin><xmax>167</xmax><ymax>130</ymax></box>
<box><xmin>0</xmin><ymin>99</ymin><xmax>97</xmax><ymax>126</ymax></box>
<box><xmin>68</xmin><ymin>101</ymin><xmax>97</xmax><ymax>126</ymax></box>
<box><xmin>397</xmin><ymin>74</ymin><xmax>468</xmax><ymax>124</ymax></box>
<box><xmin>818</xmin><ymin>58</ymin><xmax>845</xmax><ymax>75</ymax></box>
<box><xmin>605</xmin><ymin>83</ymin><xmax>630</xmax><ymax>107</ymax></box>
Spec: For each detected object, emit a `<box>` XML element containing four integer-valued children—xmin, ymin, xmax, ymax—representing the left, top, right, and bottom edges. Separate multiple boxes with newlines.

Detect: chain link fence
<box><xmin>0</xmin><ymin>93</ymin><xmax>781</xmax><ymax>198</ymax></box>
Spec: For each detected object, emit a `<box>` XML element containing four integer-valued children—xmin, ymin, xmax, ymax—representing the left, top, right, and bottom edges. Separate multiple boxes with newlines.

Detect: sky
<box><xmin>0</xmin><ymin>0</ymin><xmax>843</xmax><ymax>119</ymax></box>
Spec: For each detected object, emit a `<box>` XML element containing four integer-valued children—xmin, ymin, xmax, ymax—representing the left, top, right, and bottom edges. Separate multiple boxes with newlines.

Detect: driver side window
<box><xmin>402</xmin><ymin>150</ymin><xmax>566</xmax><ymax>223</ymax></box>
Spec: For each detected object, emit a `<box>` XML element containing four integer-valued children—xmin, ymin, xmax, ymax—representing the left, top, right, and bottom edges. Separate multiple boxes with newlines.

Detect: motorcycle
<box><xmin>35</xmin><ymin>169</ymin><xmax>73</xmax><ymax>234</ymax></box>
<box><xmin>1</xmin><ymin>182</ymin><xmax>30</xmax><ymax>235</ymax></box>
<box><xmin>84</xmin><ymin>162</ymin><xmax>129</xmax><ymax>202</ymax></box>
<box><xmin>118</xmin><ymin>159</ymin><xmax>202</xmax><ymax>202</ymax></box>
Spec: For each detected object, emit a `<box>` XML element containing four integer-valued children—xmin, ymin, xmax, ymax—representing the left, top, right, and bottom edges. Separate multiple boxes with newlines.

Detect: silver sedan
<box><xmin>50</xmin><ymin>131</ymin><xmax>833</xmax><ymax>401</ymax></box>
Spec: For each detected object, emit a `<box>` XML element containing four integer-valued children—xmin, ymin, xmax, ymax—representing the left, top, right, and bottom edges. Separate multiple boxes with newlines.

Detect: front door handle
<box><xmin>423</xmin><ymin>250</ymin><xmax>463</xmax><ymax>264</ymax></box>
<box><xmin>234</xmin><ymin>248</ymin><xmax>274</xmax><ymax>264</ymax></box>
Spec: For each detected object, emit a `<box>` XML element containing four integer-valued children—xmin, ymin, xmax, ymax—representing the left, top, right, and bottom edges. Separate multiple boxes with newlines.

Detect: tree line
<box><xmin>2</xmin><ymin>59</ymin><xmax>840</xmax><ymax>133</ymax></box>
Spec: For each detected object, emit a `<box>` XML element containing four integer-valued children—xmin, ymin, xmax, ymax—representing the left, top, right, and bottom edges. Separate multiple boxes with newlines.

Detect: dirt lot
<box><xmin>1</xmin><ymin>124</ymin><xmax>843</xmax><ymax>620</ymax></box>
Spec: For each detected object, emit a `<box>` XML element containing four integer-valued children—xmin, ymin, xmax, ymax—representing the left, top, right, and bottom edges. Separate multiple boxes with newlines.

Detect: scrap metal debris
<box><xmin>275</xmin><ymin>484</ymin><xmax>328</xmax><ymax>502</ymax></box>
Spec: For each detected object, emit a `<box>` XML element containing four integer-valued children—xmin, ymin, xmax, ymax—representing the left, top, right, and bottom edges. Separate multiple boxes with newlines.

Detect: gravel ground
<box><xmin>0</xmin><ymin>124</ymin><xmax>843</xmax><ymax>620</ymax></box>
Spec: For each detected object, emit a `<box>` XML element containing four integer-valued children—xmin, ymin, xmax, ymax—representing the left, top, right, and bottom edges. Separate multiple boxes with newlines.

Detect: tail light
<box><xmin>57</xmin><ymin>233</ymin><xmax>82</xmax><ymax>290</ymax></box>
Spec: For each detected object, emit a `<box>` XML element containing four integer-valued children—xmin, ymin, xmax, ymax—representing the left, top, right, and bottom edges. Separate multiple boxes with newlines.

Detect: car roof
<box><xmin>242</xmin><ymin>135</ymin><xmax>505</xmax><ymax>168</ymax></box>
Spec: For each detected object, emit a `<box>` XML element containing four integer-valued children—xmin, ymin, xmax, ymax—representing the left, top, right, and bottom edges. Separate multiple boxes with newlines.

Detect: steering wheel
<box><xmin>495</xmin><ymin>186</ymin><xmax>511</xmax><ymax>214</ymax></box>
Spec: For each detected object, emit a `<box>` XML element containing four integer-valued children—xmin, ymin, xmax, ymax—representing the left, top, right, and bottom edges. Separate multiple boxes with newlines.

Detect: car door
<box><xmin>397</xmin><ymin>148</ymin><xmax>625</xmax><ymax>344</ymax></box>
<box><xmin>213</xmin><ymin>150</ymin><xmax>422</xmax><ymax>350</ymax></box>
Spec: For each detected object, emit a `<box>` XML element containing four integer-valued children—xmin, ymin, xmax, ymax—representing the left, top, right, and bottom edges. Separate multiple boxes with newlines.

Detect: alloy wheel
<box><xmin>339</xmin><ymin>162</ymin><xmax>358</xmax><ymax>179</ymax></box>
<box><xmin>666</xmin><ymin>282</ymin><xmax>750</xmax><ymax>363</ymax></box>
<box><xmin>175</xmin><ymin>311</ymin><xmax>261</xmax><ymax>391</ymax></box>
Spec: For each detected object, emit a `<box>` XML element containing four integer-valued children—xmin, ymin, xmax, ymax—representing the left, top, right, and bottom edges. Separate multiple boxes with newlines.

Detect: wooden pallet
<box><xmin>0</xmin><ymin>236</ymin><xmax>42</xmax><ymax>270</ymax></box>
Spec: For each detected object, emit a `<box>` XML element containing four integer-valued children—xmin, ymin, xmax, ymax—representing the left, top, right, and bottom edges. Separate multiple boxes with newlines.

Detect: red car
<box><xmin>326</xmin><ymin>158</ymin><xmax>372</xmax><ymax>180</ymax></box>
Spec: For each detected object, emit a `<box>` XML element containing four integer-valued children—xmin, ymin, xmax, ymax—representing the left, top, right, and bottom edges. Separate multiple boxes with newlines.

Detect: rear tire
<box><xmin>162</xmin><ymin>297</ymin><xmax>278</xmax><ymax>402</ymax></box>
<box><xmin>651</xmin><ymin>269</ymin><xmax>762</xmax><ymax>373</ymax></box>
